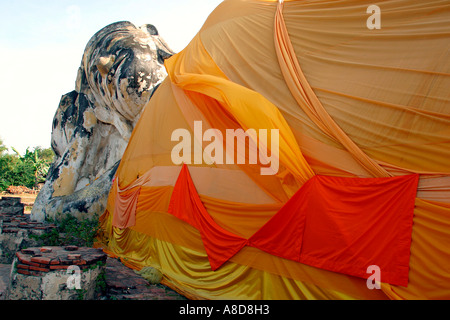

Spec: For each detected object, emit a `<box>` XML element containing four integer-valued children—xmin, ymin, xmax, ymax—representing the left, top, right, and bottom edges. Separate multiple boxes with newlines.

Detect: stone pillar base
<box><xmin>6</xmin><ymin>246</ymin><xmax>107</xmax><ymax>300</ymax></box>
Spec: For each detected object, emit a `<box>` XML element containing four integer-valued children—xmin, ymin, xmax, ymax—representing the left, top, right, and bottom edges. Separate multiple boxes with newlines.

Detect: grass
<box><xmin>30</xmin><ymin>213</ymin><xmax>100</xmax><ymax>247</ymax></box>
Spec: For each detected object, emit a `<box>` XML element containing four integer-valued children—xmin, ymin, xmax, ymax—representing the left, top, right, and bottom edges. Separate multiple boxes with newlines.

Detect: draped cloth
<box><xmin>169</xmin><ymin>164</ymin><xmax>418</xmax><ymax>287</ymax></box>
<box><xmin>97</xmin><ymin>0</ymin><xmax>450</xmax><ymax>300</ymax></box>
<box><xmin>112</xmin><ymin>180</ymin><xmax>141</xmax><ymax>229</ymax></box>
<box><xmin>273</xmin><ymin>0</ymin><xmax>391</xmax><ymax>178</ymax></box>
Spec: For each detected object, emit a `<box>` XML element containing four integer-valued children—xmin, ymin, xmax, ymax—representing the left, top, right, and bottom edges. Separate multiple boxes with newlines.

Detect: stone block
<box><xmin>6</xmin><ymin>247</ymin><xmax>107</xmax><ymax>300</ymax></box>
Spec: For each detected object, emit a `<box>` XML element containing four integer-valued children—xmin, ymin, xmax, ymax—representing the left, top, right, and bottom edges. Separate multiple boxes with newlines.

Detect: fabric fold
<box><xmin>167</xmin><ymin>164</ymin><xmax>419</xmax><ymax>286</ymax></box>
<box><xmin>97</xmin><ymin>0</ymin><xmax>450</xmax><ymax>300</ymax></box>
<box><xmin>274</xmin><ymin>0</ymin><xmax>390</xmax><ymax>178</ymax></box>
<box><xmin>168</xmin><ymin>164</ymin><xmax>248</xmax><ymax>270</ymax></box>
<box><xmin>112</xmin><ymin>180</ymin><xmax>141</xmax><ymax>229</ymax></box>
<box><xmin>164</xmin><ymin>33</ymin><xmax>315</xmax><ymax>189</ymax></box>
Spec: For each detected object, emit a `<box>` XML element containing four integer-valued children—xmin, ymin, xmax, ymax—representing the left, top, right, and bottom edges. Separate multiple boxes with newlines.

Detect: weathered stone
<box><xmin>0</xmin><ymin>212</ymin><xmax>58</xmax><ymax>264</ymax></box>
<box><xmin>67</xmin><ymin>254</ymin><xmax>81</xmax><ymax>260</ymax></box>
<box><xmin>30</xmin><ymin>256</ymin><xmax>52</xmax><ymax>265</ymax></box>
<box><xmin>0</xmin><ymin>197</ymin><xmax>24</xmax><ymax>215</ymax></box>
<box><xmin>7</xmin><ymin>258</ymin><xmax>105</xmax><ymax>300</ymax></box>
<box><xmin>64</xmin><ymin>245</ymin><xmax>78</xmax><ymax>251</ymax></box>
<box><xmin>21</xmin><ymin>248</ymin><xmax>37</xmax><ymax>255</ymax></box>
<box><xmin>31</xmin><ymin>21</ymin><xmax>173</xmax><ymax>222</ymax></box>
<box><xmin>0</xmin><ymin>230</ymin><xmax>41</xmax><ymax>264</ymax></box>
<box><xmin>0</xmin><ymin>197</ymin><xmax>22</xmax><ymax>207</ymax></box>
<box><xmin>1</xmin><ymin>257</ymin><xmax>187</xmax><ymax>300</ymax></box>
<box><xmin>6</xmin><ymin>247</ymin><xmax>108</xmax><ymax>300</ymax></box>
<box><xmin>104</xmin><ymin>258</ymin><xmax>186</xmax><ymax>300</ymax></box>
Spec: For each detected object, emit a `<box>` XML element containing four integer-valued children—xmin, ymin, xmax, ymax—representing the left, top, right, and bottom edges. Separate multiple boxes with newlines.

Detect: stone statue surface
<box><xmin>31</xmin><ymin>21</ymin><xmax>173</xmax><ymax>222</ymax></box>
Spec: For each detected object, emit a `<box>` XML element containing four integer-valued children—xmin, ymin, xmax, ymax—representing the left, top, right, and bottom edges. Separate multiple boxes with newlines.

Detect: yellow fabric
<box><xmin>165</xmin><ymin>32</ymin><xmax>315</xmax><ymax>189</ymax></box>
<box><xmin>381</xmin><ymin>199</ymin><xmax>450</xmax><ymax>299</ymax></box>
<box><xmin>274</xmin><ymin>0</ymin><xmax>391</xmax><ymax>177</ymax></box>
<box><xmin>97</xmin><ymin>0</ymin><xmax>450</xmax><ymax>300</ymax></box>
<box><xmin>201</xmin><ymin>0</ymin><xmax>450</xmax><ymax>176</ymax></box>
<box><xmin>98</xmin><ymin>210</ymin><xmax>388</xmax><ymax>300</ymax></box>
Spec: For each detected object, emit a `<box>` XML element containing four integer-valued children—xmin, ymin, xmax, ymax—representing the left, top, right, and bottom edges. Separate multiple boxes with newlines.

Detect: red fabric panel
<box><xmin>167</xmin><ymin>165</ymin><xmax>418</xmax><ymax>286</ymax></box>
<box><xmin>247</xmin><ymin>178</ymin><xmax>313</xmax><ymax>261</ymax></box>
<box><xmin>298</xmin><ymin>174</ymin><xmax>418</xmax><ymax>287</ymax></box>
<box><xmin>168</xmin><ymin>164</ymin><xmax>248</xmax><ymax>270</ymax></box>
<box><xmin>250</xmin><ymin>174</ymin><xmax>418</xmax><ymax>286</ymax></box>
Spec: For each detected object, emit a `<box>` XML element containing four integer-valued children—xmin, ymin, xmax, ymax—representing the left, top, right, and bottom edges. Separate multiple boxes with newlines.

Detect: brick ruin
<box><xmin>0</xmin><ymin>197</ymin><xmax>56</xmax><ymax>263</ymax></box>
<box><xmin>6</xmin><ymin>245</ymin><xmax>107</xmax><ymax>300</ymax></box>
<box><xmin>0</xmin><ymin>196</ymin><xmax>186</xmax><ymax>300</ymax></box>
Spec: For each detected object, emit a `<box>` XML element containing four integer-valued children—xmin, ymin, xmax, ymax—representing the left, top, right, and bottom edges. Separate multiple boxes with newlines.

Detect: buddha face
<box><xmin>79</xmin><ymin>21</ymin><xmax>174</xmax><ymax>124</ymax></box>
<box><xmin>52</xmin><ymin>21</ymin><xmax>174</xmax><ymax>157</ymax></box>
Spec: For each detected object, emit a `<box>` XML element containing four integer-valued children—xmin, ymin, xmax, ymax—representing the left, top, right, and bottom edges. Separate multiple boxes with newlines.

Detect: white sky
<box><xmin>0</xmin><ymin>0</ymin><xmax>223</xmax><ymax>154</ymax></box>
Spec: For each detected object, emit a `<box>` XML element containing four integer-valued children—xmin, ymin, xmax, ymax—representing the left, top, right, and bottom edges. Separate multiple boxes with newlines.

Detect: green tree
<box><xmin>0</xmin><ymin>140</ymin><xmax>54</xmax><ymax>191</ymax></box>
<box><xmin>12</xmin><ymin>147</ymin><xmax>54</xmax><ymax>186</ymax></box>
<box><xmin>0</xmin><ymin>138</ymin><xmax>16</xmax><ymax>189</ymax></box>
<box><xmin>0</xmin><ymin>139</ymin><xmax>7</xmax><ymax>156</ymax></box>
<box><xmin>36</xmin><ymin>147</ymin><xmax>55</xmax><ymax>163</ymax></box>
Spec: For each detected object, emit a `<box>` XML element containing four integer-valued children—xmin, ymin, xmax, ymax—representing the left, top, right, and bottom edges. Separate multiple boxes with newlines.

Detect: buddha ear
<box><xmin>157</xmin><ymin>48</ymin><xmax>172</xmax><ymax>65</ymax></box>
<box><xmin>140</xmin><ymin>24</ymin><xmax>158</xmax><ymax>36</ymax></box>
<box><xmin>96</xmin><ymin>55</ymin><xmax>115</xmax><ymax>77</ymax></box>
